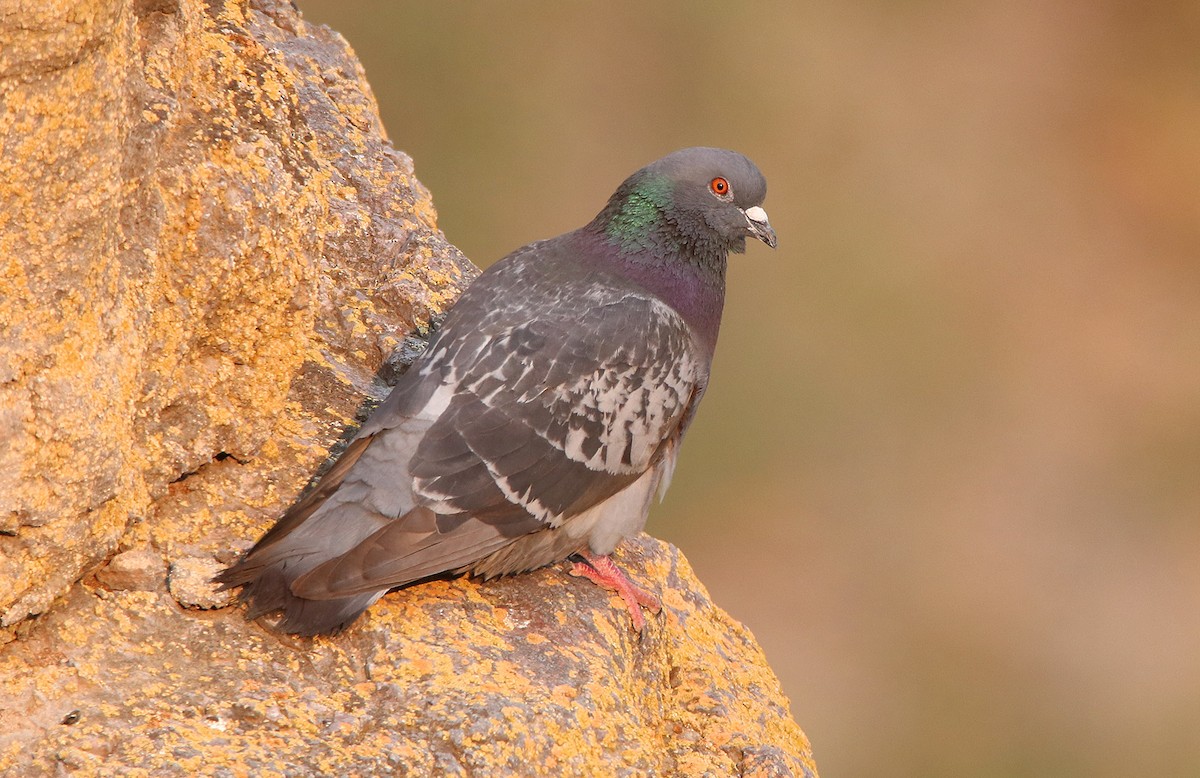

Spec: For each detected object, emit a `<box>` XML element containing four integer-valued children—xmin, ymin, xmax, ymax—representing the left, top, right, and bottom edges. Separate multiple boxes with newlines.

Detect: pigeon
<box><xmin>216</xmin><ymin>147</ymin><xmax>776</xmax><ymax>635</ymax></box>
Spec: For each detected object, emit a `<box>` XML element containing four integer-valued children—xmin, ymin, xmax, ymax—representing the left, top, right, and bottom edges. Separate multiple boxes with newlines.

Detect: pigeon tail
<box><xmin>215</xmin><ymin>561</ymin><xmax>383</xmax><ymax>636</ymax></box>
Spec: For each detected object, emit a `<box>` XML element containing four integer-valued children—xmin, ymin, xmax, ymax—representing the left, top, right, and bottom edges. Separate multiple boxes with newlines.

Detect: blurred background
<box><xmin>299</xmin><ymin>3</ymin><xmax>1200</xmax><ymax>775</ymax></box>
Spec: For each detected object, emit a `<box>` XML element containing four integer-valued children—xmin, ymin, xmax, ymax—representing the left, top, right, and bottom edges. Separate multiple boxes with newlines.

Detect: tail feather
<box><xmin>289</xmin><ymin>508</ymin><xmax>543</xmax><ymax>599</ymax></box>
<box><xmin>214</xmin><ymin>500</ymin><xmax>531</xmax><ymax>634</ymax></box>
<box><xmin>216</xmin><ymin>557</ymin><xmax>384</xmax><ymax>636</ymax></box>
<box><xmin>214</xmin><ymin>477</ymin><xmax>395</xmax><ymax>635</ymax></box>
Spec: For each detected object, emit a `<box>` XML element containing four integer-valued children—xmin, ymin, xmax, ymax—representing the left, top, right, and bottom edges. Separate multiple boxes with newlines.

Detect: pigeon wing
<box><xmin>294</xmin><ymin>262</ymin><xmax>707</xmax><ymax>598</ymax></box>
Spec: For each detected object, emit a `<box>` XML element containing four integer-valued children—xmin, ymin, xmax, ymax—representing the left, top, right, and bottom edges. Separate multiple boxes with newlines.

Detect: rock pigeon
<box><xmin>216</xmin><ymin>147</ymin><xmax>776</xmax><ymax>635</ymax></box>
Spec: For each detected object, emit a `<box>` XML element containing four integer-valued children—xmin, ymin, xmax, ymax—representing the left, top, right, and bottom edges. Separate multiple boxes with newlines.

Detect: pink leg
<box><xmin>569</xmin><ymin>551</ymin><xmax>662</xmax><ymax>632</ymax></box>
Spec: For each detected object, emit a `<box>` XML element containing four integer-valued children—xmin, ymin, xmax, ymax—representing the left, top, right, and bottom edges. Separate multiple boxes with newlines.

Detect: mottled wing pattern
<box><xmin>408</xmin><ymin>288</ymin><xmax>702</xmax><ymax>529</ymax></box>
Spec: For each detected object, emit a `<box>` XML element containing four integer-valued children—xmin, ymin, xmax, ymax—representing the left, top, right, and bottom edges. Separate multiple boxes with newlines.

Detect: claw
<box><xmin>569</xmin><ymin>551</ymin><xmax>661</xmax><ymax>632</ymax></box>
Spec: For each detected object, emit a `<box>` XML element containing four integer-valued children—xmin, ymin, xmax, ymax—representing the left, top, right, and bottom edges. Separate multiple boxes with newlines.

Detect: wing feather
<box><xmin>406</xmin><ymin>293</ymin><xmax>702</xmax><ymax>529</ymax></box>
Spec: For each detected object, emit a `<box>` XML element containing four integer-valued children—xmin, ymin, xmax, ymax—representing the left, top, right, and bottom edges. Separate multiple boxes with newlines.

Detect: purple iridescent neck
<box><xmin>572</xmin><ymin>226</ymin><xmax>728</xmax><ymax>356</ymax></box>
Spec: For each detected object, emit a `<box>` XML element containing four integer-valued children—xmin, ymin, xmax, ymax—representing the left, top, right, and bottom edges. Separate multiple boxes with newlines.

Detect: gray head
<box><xmin>595</xmin><ymin>147</ymin><xmax>776</xmax><ymax>258</ymax></box>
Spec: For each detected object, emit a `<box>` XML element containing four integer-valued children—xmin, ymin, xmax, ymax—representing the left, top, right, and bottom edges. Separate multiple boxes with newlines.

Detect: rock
<box><xmin>168</xmin><ymin>557</ymin><xmax>233</xmax><ymax>610</ymax></box>
<box><xmin>0</xmin><ymin>536</ymin><xmax>815</xmax><ymax>776</ymax></box>
<box><xmin>0</xmin><ymin>0</ymin><xmax>816</xmax><ymax>774</ymax></box>
<box><xmin>94</xmin><ymin>548</ymin><xmax>166</xmax><ymax>592</ymax></box>
<box><xmin>0</xmin><ymin>0</ymin><xmax>474</xmax><ymax>629</ymax></box>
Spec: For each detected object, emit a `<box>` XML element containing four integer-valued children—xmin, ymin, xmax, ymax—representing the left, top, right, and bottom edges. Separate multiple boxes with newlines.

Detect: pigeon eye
<box><xmin>709</xmin><ymin>177</ymin><xmax>731</xmax><ymax>198</ymax></box>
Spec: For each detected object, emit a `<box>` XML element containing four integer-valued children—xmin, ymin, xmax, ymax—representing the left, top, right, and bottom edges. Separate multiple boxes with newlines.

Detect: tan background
<box><xmin>299</xmin><ymin>2</ymin><xmax>1200</xmax><ymax>775</ymax></box>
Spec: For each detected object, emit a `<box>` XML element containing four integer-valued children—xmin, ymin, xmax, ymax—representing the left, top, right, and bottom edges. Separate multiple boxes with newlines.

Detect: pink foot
<box><xmin>569</xmin><ymin>551</ymin><xmax>661</xmax><ymax>632</ymax></box>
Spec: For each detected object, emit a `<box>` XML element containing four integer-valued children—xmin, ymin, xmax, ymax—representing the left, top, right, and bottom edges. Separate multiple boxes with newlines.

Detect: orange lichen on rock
<box><xmin>0</xmin><ymin>0</ymin><xmax>473</xmax><ymax>629</ymax></box>
<box><xmin>0</xmin><ymin>537</ymin><xmax>814</xmax><ymax>776</ymax></box>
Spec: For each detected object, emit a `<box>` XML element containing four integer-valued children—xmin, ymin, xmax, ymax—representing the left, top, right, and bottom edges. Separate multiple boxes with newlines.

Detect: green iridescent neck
<box><xmin>603</xmin><ymin>174</ymin><xmax>674</xmax><ymax>250</ymax></box>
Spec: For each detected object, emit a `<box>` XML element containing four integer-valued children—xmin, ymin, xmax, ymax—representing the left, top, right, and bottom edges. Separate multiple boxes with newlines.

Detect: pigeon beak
<box><xmin>743</xmin><ymin>206</ymin><xmax>777</xmax><ymax>249</ymax></box>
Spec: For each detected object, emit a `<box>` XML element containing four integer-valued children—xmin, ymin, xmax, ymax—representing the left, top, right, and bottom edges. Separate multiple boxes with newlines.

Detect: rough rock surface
<box><xmin>1</xmin><ymin>537</ymin><xmax>814</xmax><ymax>776</ymax></box>
<box><xmin>0</xmin><ymin>0</ymin><xmax>817</xmax><ymax>775</ymax></box>
<box><xmin>0</xmin><ymin>0</ymin><xmax>470</xmax><ymax>629</ymax></box>
<box><xmin>93</xmin><ymin>547</ymin><xmax>166</xmax><ymax>592</ymax></box>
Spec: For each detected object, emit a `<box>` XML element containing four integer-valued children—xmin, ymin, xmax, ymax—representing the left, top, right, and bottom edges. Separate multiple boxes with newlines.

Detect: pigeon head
<box><xmin>594</xmin><ymin>147</ymin><xmax>776</xmax><ymax>261</ymax></box>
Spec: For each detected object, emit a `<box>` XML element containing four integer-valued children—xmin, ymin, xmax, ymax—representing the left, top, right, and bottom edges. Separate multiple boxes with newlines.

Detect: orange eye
<box><xmin>710</xmin><ymin>177</ymin><xmax>730</xmax><ymax>197</ymax></box>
